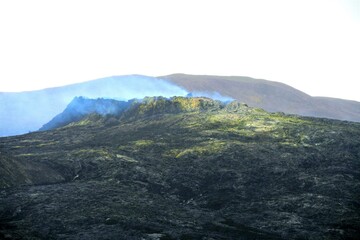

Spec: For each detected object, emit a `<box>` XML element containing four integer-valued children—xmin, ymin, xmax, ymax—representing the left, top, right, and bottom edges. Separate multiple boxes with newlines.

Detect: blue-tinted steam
<box><xmin>39</xmin><ymin>97</ymin><xmax>133</xmax><ymax>131</ymax></box>
<box><xmin>69</xmin><ymin>75</ymin><xmax>188</xmax><ymax>101</ymax></box>
<box><xmin>188</xmin><ymin>91</ymin><xmax>234</xmax><ymax>103</ymax></box>
<box><xmin>0</xmin><ymin>75</ymin><xmax>231</xmax><ymax>136</ymax></box>
<box><xmin>0</xmin><ymin>75</ymin><xmax>188</xmax><ymax>136</ymax></box>
<box><xmin>65</xmin><ymin>97</ymin><xmax>131</xmax><ymax>116</ymax></box>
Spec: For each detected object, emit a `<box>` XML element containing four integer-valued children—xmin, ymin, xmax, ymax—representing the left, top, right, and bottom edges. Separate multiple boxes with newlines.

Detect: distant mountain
<box><xmin>1</xmin><ymin>74</ymin><xmax>360</xmax><ymax>137</ymax></box>
<box><xmin>1</xmin><ymin>97</ymin><xmax>359</xmax><ymax>239</ymax></box>
<box><xmin>162</xmin><ymin>74</ymin><xmax>360</xmax><ymax>122</ymax></box>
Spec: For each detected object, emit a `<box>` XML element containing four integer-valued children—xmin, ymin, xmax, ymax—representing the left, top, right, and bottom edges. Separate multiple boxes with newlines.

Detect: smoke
<box><xmin>68</xmin><ymin>75</ymin><xmax>189</xmax><ymax>101</ymax></box>
<box><xmin>66</xmin><ymin>97</ymin><xmax>131</xmax><ymax>116</ymax></box>
<box><xmin>0</xmin><ymin>75</ymin><xmax>231</xmax><ymax>136</ymax></box>
<box><xmin>39</xmin><ymin>97</ymin><xmax>134</xmax><ymax>131</ymax></box>
<box><xmin>188</xmin><ymin>91</ymin><xmax>234</xmax><ymax>103</ymax></box>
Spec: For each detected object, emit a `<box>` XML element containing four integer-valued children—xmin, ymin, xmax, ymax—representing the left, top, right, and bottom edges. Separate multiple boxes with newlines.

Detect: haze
<box><xmin>0</xmin><ymin>0</ymin><xmax>359</xmax><ymax>101</ymax></box>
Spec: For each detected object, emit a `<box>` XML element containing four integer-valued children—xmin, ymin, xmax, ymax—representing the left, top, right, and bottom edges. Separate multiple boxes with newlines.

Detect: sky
<box><xmin>0</xmin><ymin>0</ymin><xmax>359</xmax><ymax>101</ymax></box>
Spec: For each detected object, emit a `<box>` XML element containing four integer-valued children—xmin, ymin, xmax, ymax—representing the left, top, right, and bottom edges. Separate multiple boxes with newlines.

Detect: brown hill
<box><xmin>162</xmin><ymin>74</ymin><xmax>360</xmax><ymax>122</ymax></box>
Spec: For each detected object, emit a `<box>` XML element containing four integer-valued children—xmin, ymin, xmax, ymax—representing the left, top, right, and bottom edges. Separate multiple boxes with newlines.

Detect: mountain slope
<box><xmin>162</xmin><ymin>74</ymin><xmax>360</xmax><ymax>121</ymax></box>
<box><xmin>39</xmin><ymin>97</ymin><xmax>132</xmax><ymax>131</ymax></box>
<box><xmin>0</xmin><ymin>75</ymin><xmax>187</xmax><ymax>137</ymax></box>
<box><xmin>1</xmin><ymin>74</ymin><xmax>360</xmax><ymax>137</ymax></box>
<box><xmin>1</xmin><ymin>97</ymin><xmax>359</xmax><ymax>239</ymax></box>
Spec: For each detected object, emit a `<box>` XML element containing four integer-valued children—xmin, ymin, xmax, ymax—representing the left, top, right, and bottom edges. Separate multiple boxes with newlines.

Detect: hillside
<box><xmin>1</xmin><ymin>74</ymin><xmax>360</xmax><ymax>137</ymax></box>
<box><xmin>0</xmin><ymin>75</ymin><xmax>187</xmax><ymax>137</ymax></box>
<box><xmin>1</xmin><ymin>97</ymin><xmax>359</xmax><ymax>239</ymax></box>
<box><xmin>162</xmin><ymin>74</ymin><xmax>360</xmax><ymax>121</ymax></box>
<box><xmin>39</xmin><ymin>97</ymin><xmax>132</xmax><ymax>131</ymax></box>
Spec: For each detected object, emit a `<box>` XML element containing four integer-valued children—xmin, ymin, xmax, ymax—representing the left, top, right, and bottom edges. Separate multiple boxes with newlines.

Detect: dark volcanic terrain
<box><xmin>1</xmin><ymin>97</ymin><xmax>360</xmax><ymax>239</ymax></box>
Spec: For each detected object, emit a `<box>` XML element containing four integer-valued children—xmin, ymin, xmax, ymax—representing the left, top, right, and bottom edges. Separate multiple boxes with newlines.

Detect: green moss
<box><xmin>20</xmin><ymin>139</ymin><xmax>42</xmax><ymax>143</ymax></box>
<box><xmin>123</xmin><ymin>97</ymin><xmax>224</xmax><ymax>120</ymax></box>
<box><xmin>168</xmin><ymin>140</ymin><xmax>228</xmax><ymax>158</ymax></box>
<box><xmin>71</xmin><ymin>148</ymin><xmax>113</xmax><ymax>159</ymax></box>
<box><xmin>116</xmin><ymin>154</ymin><xmax>138</xmax><ymax>163</ymax></box>
<box><xmin>36</xmin><ymin>142</ymin><xmax>57</xmax><ymax>147</ymax></box>
<box><xmin>15</xmin><ymin>153</ymin><xmax>35</xmax><ymax>157</ymax></box>
<box><xmin>12</xmin><ymin>146</ymin><xmax>25</xmax><ymax>149</ymax></box>
<box><xmin>172</xmin><ymin>97</ymin><xmax>202</xmax><ymax>111</ymax></box>
<box><xmin>73</xmin><ymin>119</ymin><xmax>92</xmax><ymax>126</ymax></box>
<box><xmin>132</xmin><ymin>140</ymin><xmax>154</xmax><ymax>148</ymax></box>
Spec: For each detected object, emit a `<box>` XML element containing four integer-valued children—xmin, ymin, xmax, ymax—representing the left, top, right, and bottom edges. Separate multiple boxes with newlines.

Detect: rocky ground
<box><xmin>1</xmin><ymin>97</ymin><xmax>360</xmax><ymax>239</ymax></box>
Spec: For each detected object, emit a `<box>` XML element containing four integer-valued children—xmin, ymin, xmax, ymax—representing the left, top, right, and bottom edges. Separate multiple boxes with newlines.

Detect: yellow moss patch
<box><xmin>132</xmin><ymin>140</ymin><xmax>154</xmax><ymax>148</ymax></box>
<box><xmin>36</xmin><ymin>142</ymin><xmax>57</xmax><ymax>147</ymax></box>
<box><xmin>20</xmin><ymin>139</ymin><xmax>42</xmax><ymax>143</ymax></box>
<box><xmin>15</xmin><ymin>153</ymin><xmax>36</xmax><ymax>157</ymax></box>
<box><xmin>116</xmin><ymin>154</ymin><xmax>138</xmax><ymax>163</ymax></box>
<box><xmin>168</xmin><ymin>140</ymin><xmax>228</xmax><ymax>158</ymax></box>
<box><xmin>172</xmin><ymin>97</ymin><xmax>202</xmax><ymax>111</ymax></box>
<box><xmin>72</xmin><ymin>148</ymin><xmax>113</xmax><ymax>159</ymax></box>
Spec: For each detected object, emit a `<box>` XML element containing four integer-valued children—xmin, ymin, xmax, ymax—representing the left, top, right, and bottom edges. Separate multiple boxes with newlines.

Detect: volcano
<box><xmin>1</xmin><ymin>97</ymin><xmax>359</xmax><ymax>239</ymax></box>
<box><xmin>1</xmin><ymin>74</ymin><xmax>360</xmax><ymax>137</ymax></box>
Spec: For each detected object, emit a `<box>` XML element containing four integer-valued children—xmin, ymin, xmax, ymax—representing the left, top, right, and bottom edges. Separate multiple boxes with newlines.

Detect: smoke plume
<box><xmin>0</xmin><ymin>75</ymin><xmax>231</xmax><ymax>136</ymax></box>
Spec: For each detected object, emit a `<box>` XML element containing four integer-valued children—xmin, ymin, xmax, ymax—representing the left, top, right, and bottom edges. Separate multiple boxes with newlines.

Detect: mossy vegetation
<box><xmin>132</xmin><ymin>140</ymin><xmax>154</xmax><ymax>148</ymax></box>
<box><xmin>0</xmin><ymin>97</ymin><xmax>359</xmax><ymax>239</ymax></box>
<box><xmin>167</xmin><ymin>140</ymin><xmax>228</xmax><ymax>158</ymax></box>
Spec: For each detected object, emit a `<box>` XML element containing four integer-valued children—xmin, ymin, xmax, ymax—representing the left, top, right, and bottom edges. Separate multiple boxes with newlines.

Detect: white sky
<box><xmin>0</xmin><ymin>0</ymin><xmax>359</xmax><ymax>101</ymax></box>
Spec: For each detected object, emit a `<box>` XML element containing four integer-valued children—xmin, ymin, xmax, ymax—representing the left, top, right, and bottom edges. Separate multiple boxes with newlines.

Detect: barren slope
<box><xmin>1</xmin><ymin>97</ymin><xmax>359</xmax><ymax>239</ymax></box>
